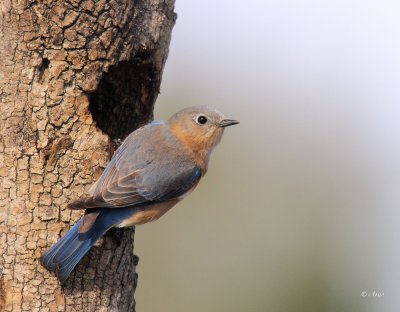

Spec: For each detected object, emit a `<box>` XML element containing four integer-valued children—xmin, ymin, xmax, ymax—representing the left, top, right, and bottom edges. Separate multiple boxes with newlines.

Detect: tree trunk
<box><xmin>0</xmin><ymin>0</ymin><xmax>176</xmax><ymax>310</ymax></box>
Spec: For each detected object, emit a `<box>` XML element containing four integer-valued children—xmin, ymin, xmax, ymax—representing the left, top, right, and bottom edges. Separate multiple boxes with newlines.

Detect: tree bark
<box><xmin>0</xmin><ymin>0</ymin><xmax>176</xmax><ymax>311</ymax></box>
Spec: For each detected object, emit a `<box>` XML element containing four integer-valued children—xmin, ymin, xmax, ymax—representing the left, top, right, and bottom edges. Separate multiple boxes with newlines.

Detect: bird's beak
<box><xmin>218</xmin><ymin>119</ymin><xmax>240</xmax><ymax>128</ymax></box>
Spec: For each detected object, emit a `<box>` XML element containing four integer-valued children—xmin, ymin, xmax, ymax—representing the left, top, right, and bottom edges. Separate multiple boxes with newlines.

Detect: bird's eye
<box><xmin>196</xmin><ymin>115</ymin><xmax>208</xmax><ymax>125</ymax></box>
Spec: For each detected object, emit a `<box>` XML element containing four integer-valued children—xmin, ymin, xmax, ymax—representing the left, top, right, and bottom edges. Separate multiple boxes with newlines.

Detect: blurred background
<box><xmin>135</xmin><ymin>1</ymin><xmax>400</xmax><ymax>311</ymax></box>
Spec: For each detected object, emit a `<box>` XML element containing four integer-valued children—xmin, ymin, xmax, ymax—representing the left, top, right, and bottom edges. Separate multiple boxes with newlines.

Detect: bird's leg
<box><xmin>109</xmin><ymin>138</ymin><xmax>123</xmax><ymax>156</ymax></box>
<box><xmin>113</xmin><ymin>138</ymin><xmax>123</xmax><ymax>147</ymax></box>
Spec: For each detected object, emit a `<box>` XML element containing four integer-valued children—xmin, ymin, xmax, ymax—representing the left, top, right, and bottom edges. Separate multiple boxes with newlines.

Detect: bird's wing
<box><xmin>68</xmin><ymin>122</ymin><xmax>202</xmax><ymax>210</ymax></box>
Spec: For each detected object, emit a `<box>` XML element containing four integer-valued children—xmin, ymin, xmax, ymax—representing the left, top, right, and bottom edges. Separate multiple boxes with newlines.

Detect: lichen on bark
<box><xmin>0</xmin><ymin>0</ymin><xmax>176</xmax><ymax>311</ymax></box>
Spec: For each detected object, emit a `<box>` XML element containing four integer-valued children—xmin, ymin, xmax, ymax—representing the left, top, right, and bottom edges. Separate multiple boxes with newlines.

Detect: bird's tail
<box><xmin>40</xmin><ymin>218</ymin><xmax>108</xmax><ymax>283</ymax></box>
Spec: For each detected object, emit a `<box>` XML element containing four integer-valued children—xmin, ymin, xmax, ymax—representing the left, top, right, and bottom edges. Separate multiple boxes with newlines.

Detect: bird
<box><xmin>40</xmin><ymin>106</ymin><xmax>239</xmax><ymax>282</ymax></box>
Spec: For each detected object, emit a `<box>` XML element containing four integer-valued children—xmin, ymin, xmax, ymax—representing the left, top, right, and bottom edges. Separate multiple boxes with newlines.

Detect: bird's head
<box><xmin>168</xmin><ymin>106</ymin><xmax>239</xmax><ymax>165</ymax></box>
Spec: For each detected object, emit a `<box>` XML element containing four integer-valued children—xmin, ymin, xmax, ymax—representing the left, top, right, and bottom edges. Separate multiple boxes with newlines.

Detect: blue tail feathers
<box><xmin>40</xmin><ymin>218</ymin><xmax>108</xmax><ymax>282</ymax></box>
<box><xmin>40</xmin><ymin>207</ymin><xmax>137</xmax><ymax>283</ymax></box>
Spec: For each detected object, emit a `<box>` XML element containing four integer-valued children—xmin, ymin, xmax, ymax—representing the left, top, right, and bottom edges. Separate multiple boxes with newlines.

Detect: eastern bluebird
<box><xmin>40</xmin><ymin>106</ymin><xmax>239</xmax><ymax>282</ymax></box>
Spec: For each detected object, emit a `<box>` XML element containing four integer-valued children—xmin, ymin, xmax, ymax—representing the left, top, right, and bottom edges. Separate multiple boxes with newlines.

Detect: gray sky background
<box><xmin>135</xmin><ymin>1</ymin><xmax>400</xmax><ymax>311</ymax></box>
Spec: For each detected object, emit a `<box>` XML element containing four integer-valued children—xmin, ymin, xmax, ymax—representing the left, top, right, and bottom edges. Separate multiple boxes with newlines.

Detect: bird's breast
<box><xmin>116</xmin><ymin>199</ymin><xmax>179</xmax><ymax>227</ymax></box>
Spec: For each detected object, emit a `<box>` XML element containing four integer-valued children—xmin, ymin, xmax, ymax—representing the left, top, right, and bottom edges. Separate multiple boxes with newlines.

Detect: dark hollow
<box><xmin>88</xmin><ymin>56</ymin><xmax>160</xmax><ymax>140</ymax></box>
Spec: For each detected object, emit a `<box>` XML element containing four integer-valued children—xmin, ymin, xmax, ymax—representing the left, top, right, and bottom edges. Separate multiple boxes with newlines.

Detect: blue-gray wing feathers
<box><xmin>68</xmin><ymin>122</ymin><xmax>202</xmax><ymax>210</ymax></box>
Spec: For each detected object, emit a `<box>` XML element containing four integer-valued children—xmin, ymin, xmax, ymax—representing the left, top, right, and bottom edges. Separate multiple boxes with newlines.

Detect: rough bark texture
<box><xmin>0</xmin><ymin>0</ymin><xmax>176</xmax><ymax>311</ymax></box>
